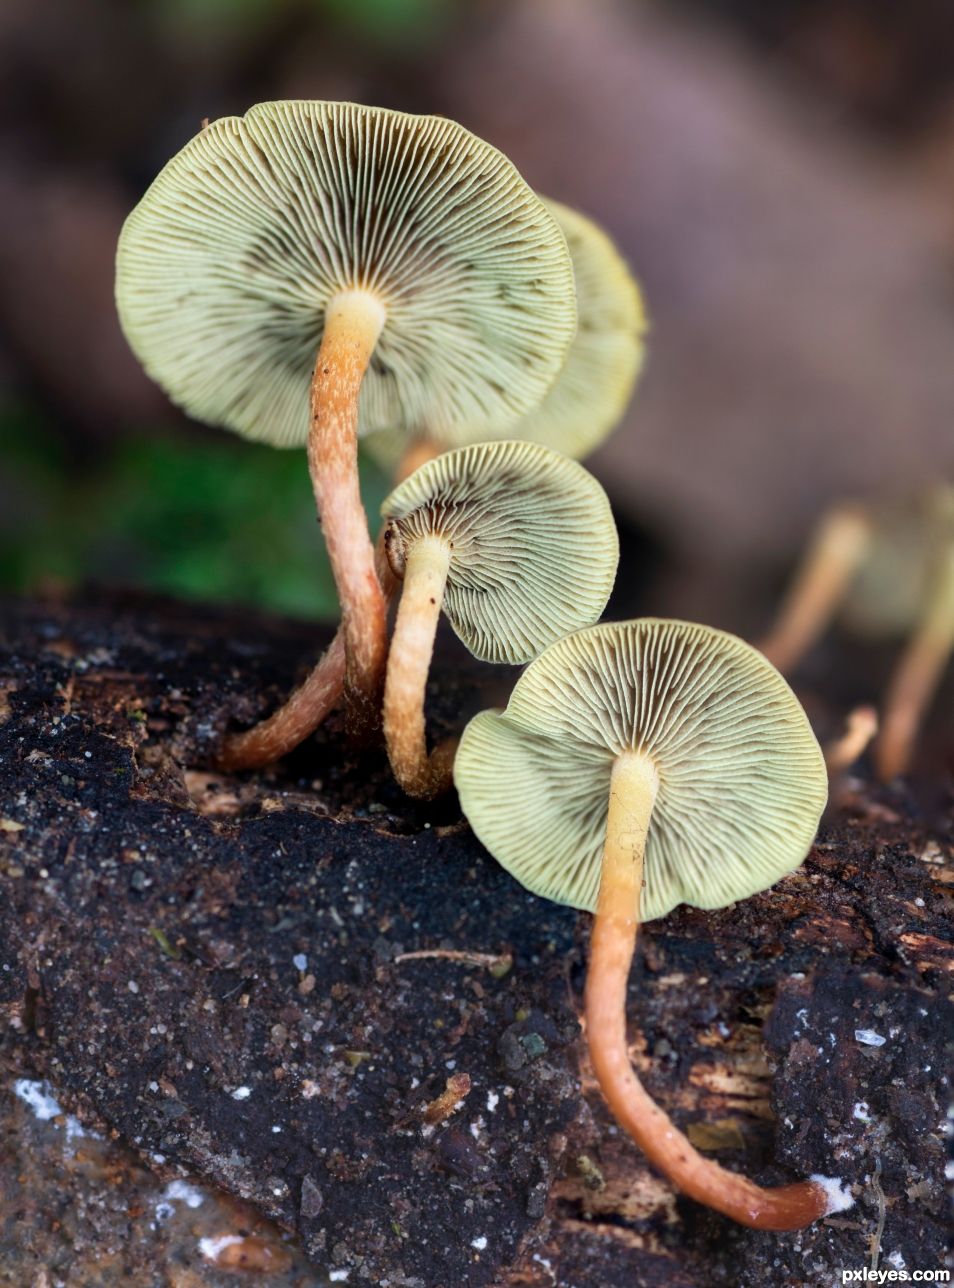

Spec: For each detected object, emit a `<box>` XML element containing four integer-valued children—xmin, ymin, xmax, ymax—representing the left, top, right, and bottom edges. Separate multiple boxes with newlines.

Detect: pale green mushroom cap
<box><xmin>455</xmin><ymin>619</ymin><xmax>828</xmax><ymax>921</ymax></box>
<box><xmin>381</xmin><ymin>440</ymin><xmax>619</xmax><ymax>664</ymax></box>
<box><xmin>116</xmin><ymin>101</ymin><xmax>577</xmax><ymax>448</ymax></box>
<box><xmin>514</xmin><ymin>199</ymin><xmax>646</xmax><ymax>458</ymax></box>
<box><xmin>841</xmin><ymin>485</ymin><xmax>954</xmax><ymax>639</ymax></box>
<box><xmin>365</xmin><ymin>196</ymin><xmax>646</xmax><ymax>471</ymax></box>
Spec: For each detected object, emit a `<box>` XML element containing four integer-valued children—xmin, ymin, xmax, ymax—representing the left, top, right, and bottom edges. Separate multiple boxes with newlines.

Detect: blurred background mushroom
<box><xmin>363</xmin><ymin>197</ymin><xmax>647</xmax><ymax>472</ymax></box>
<box><xmin>759</xmin><ymin>485</ymin><xmax>954</xmax><ymax>778</ymax></box>
<box><xmin>0</xmin><ymin>0</ymin><xmax>951</xmax><ymax>760</ymax></box>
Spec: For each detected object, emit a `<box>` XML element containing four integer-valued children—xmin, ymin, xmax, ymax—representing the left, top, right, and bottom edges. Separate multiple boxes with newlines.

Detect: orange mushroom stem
<box><xmin>382</xmin><ymin>532</ymin><xmax>457</xmax><ymax>799</ymax></box>
<box><xmin>217</xmin><ymin>438</ymin><xmax>439</xmax><ymax>772</ymax></box>
<box><xmin>218</xmin><ymin>631</ymin><xmax>346</xmax><ymax>773</ymax></box>
<box><xmin>875</xmin><ymin>542</ymin><xmax>954</xmax><ymax>781</ymax></box>
<box><xmin>584</xmin><ymin>754</ymin><xmax>843</xmax><ymax>1231</ymax></box>
<box><xmin>307</xmin><ymin>291</ymin><xmax>389</xmax><ymax>735</ymax></box>
<box><xmin>759</xmin><ymin>503</ymin><xmax>872</xmax><ymax>674</ymax></box>
<box><xmin>218</xmin><ymin>529</ymin><xmax>397</xmax><ymax>771</ymax></box>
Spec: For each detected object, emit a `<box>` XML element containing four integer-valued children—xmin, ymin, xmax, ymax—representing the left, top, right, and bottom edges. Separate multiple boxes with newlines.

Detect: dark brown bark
<box><xmin>0</xmin><ymin>591</ymin><xmax>949</xmax><ymax>1286</ymax></box>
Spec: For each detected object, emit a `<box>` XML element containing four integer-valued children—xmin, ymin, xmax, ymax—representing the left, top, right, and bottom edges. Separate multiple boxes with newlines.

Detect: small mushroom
<box><xmin>380</xmin><ymin>441</ymin><xmax>619</xmax><ymax>798</ymax></box>
<box><xmin>117</xmin><ymin>101</ymin><xmax>576</xmax><ymax>733</ymax></box>
<box><xmin>869</xmin><ymin>488</ymin><xmax>954</xmax><ymax>779</ymax></box>
<box><xmin>364</xmin><ymin>197</ymin><xmax>647</xmax><ymax>472</ymax></box>
<box><xmin>455</xmin><ymin>620</ymin><xmax>846</xmax><ymax>1230</ymax></box>
<box><xmin>759</xmin><ymin>485</ymin><xmax>953</xmax><ymax>778</ymax></box>
<box><xmin>757</xmin><ymin>502</ymin><xmax>873</xmax><ymax>675</ymax></box>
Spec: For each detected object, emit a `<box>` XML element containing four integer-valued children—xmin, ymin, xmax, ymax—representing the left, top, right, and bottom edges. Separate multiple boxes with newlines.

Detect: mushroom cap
<box><xmin>365</xmin><ymin>197</ymin><xmax>646</xmax><ymax>470</ymax></box>
<box><xmin>455</xmin><ymin>619</ymin><xmax>827</xmax><ymax>921</ymax></box>
<box><xmin>381</xmin><ymin>440</ymin><xmax>618</xmax><ymax>664</ymax></box>
<box><xmin>510</xmin><ymin>199</ymin><xmax>646</xmax><ymax>458</ymax></box>
<box><xmin>116</xmin><ymin>101</ymin><xmax>577</xmax><ymax>449</ymax></box>
<box><xmin>842</xmin><ymin>485</ymin><xmax>954</xmax><ymax>639</ymax></box>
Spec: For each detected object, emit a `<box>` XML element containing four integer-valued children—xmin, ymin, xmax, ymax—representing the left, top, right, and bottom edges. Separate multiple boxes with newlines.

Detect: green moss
<box><xmin>0</xmin><ymin>402</ymin><xmax>390</xmax><ymax>620</ymax></box>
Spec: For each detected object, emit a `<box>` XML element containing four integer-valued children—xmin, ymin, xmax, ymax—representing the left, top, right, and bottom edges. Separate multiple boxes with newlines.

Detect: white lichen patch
<box><xmin>13</xmin><ymin>1078</ymin><xmax>96</xmax><ymax>1143</ymax></box>
<box><xmin>852</xmin><ymin>1102</ymin><xmax>872</xmax><ymax>1122</ymax></box>
<box><xmin>471</xmin><ymin>1236</ymin><xmax>488</xmax><ymax>1251</ymax></box>
<box><xmin>14</xmin><ymin>1079</ymin><xmax>65</xmax><ymax>1122</ymax></box>
<box><xmin>229</xmin><ymin>1086</ymin><xmax>252</xmax><ymax>1100</ymax></box>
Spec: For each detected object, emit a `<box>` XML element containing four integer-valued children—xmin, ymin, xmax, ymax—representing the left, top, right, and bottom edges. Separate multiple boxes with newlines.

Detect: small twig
<box><xmin>868</xmin><ymin>1156</ymin><xmax>885</xmax><ymax>1273</ymax></box>
<box><xmin>394</xmin><ymin>949</ymin><xmax>513</xmax><ymax>977</ymax></box>
<box><xmin>422</xmin><ymin>1073</ymin><xmax>471</xmax><ymax>1126</ymax></box>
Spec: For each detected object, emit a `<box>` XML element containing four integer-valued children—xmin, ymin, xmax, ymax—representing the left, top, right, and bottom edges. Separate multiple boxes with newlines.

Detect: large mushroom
<box><xmin>216</xmin><ymin>194</ymin><xmax>643</xmax><ymax>771</ymax></box>
<box><xmin>364</xmin><ymin>196</ymin><xmax>647</xmax><ymax>472</ymax></box>
<box><xmin>116</xmin><ymin>101</ymin><xmax>576</xmax><ymax>734</ymax></box>
<box><xmin>455</xmin><ymin>619</ymin><xmax>851</xmax><ymax>1230</ymax></box>
<box><xmin>381</xmin><ymin>440</ymin><xmax>619</xmax><ymax>799</ymax></box>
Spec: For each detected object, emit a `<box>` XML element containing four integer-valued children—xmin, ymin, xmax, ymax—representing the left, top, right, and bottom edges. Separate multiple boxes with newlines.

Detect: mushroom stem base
<box><xmin>308</xmin><ymin>290</ymin><xmax>388</xmax><ymax>736</ymax></box>
<box><xmin>216</xmin><ymin>531</ymin><xmax>397</xmax><ymax>771</ymax></box>
<box><xmin>584</xmin><ymin>753</ymin><xmax>830</xmax><ymax>1231</ymax></box>
<box><xmin>384</xmin><ymin>535</ymin><xmax>454</xmax><ymax>799</ymax></box>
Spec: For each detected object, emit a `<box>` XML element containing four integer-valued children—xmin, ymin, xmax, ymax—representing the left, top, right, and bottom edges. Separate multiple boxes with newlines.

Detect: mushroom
<box><xmin>864</xmin><ymin>487</ymin><xmax>954</xmax><ymax>780</ymax></box>
<box><xmin>116</xmin><ymin>101</ymin><xmax>576</xmax><ymax>734</ymax></box>
<box><xmin>757</xmin><ymin>502</ymin><xmax>873</xmax><ymax>676</ymax></box>
<box><xmin>380</xmin><ymin>440</ymin><xmax>619</xmax><ymax>799</ymax></box>
<box><xmin>759</xmin><ymin>485</ymin><xmax>953</xmax><ymax>778</ymax></box>
<box><xmin>212</xmin><ymin>196</ymin><xmax>639</xmax><ymax>771</ymax></box>
<box><xmin>455</xmin><ymin>619</ymin><xmax>849</xmax><ymax>1230</ymax></box>
<box><xmin>364</xmin><ymin>197</ymin><xmax>647</xmax><ymax>473</ymax></box>
<box><xmin>512</xmin><ymin>200</ymin><xmax>647</xmax><ymax>459</ymax></box>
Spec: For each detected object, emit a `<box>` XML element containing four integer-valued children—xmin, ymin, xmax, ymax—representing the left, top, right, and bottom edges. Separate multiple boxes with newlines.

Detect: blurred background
<box><xmin>1</xmin><ymin>0</ymin><xmax>952</xmax><ymax>626</ymax></box>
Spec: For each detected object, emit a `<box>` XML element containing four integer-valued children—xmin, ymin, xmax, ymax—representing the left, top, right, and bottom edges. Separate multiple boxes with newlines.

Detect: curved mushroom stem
<box><xmin>758</xmin><ymin>503</ymin><xmax>872</xmax><ymax>674</ymax></box>
<box><xmin>216</xmin><ymin>531</ymin><xmax>397</xmax><ymax>771</ymax></box>
<box><xmin>308</xmin><ymin>290</ymin><xmax>388</xmax><ymax>735</ymax></box>
<box><xmin>218</xmin><ymin>632</ymin><xmax>346</xmax><ymax>772</ymax></box>
<box><xmin>383</xmin><ymin>534</ymin><xmax>456</xmax><ymax>799</ymax></box>
<box><xmin>215</xmin><ymin>435</ymin><xmax>436</xmax><ymax>773</ymax></box>
<box><xmin>584</xmin><ymin>753</ymin><xmax>833</xmax><ymax>1230</ymax></box>
<box><xmin>875</xmin><ymin>543</ymin><xmax>954</xmax><ymax>781</ymax></box>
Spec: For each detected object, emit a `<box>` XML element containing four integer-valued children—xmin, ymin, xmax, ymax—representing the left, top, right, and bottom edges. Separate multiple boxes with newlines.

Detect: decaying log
<box><xmin>0</xmin><ymin>592</ymin><xmax>950</xmax><ymax>1286</ymax></box>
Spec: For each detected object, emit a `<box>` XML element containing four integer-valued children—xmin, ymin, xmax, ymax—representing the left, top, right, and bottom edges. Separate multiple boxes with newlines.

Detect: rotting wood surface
<box><xmin>0</xmin><ymin>593</ymin><xmax>950</xmax><ymax>1287</ymax></box>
